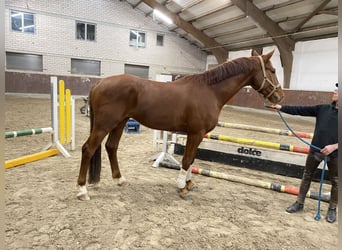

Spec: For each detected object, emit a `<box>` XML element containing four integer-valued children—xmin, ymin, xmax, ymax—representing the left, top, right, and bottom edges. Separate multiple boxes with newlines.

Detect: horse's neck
<box><xmin>212</xmin><ymin>73</ymin><xmax>253</xmax><ymax>108</ymax></box>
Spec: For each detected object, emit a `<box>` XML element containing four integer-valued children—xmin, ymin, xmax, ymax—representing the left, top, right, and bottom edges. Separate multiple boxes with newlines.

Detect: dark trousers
<box><xmin>297</xmin><ymin>150</ymin><xmax>338</xmax><ymax>209</ymax></box>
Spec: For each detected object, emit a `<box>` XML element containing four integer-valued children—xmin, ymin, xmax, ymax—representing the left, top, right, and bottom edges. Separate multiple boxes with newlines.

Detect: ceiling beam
<box><xmin>231</xmin><ymin>0</ymin><xmax>295</xmax><ymax>50</ymax></box>
<box><xmin>291</xmin><ymin>0</ymin><xmax>331</xmax><ymax>33</ymax></box>
<box><xmin>141</xmin><ymin>0</ymin><xmax>228</xmax><ymax>63</ymax></box>
<box><xmin>231</xmin><ymin>0</ymin><xmax>295</xmax><ymax>88</ymax></box>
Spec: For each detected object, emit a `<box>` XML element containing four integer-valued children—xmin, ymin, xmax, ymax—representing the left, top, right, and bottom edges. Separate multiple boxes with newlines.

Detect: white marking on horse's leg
<box><xmin>186</xmin><ymin>166</ymin><xmax>192</xmax><ymax>181</ymax></box>
<box><xmin>185</xmin><ymin>167</ymin><xmax>197</xmax><ymax>191</ymax></box>
<box><xmin>77</xmin><ymin>185</ymin><xmax>90</xmax><ymax>201</ymax></box>
<box><xmin>117</xmin><ymin>176</ymin><xmax>127</xmax><ymax>186</ymax></box>
<box><xmin>177</xmin><ymin>168</ymin><xmax>187</xmax><ymax>189</ymax></box>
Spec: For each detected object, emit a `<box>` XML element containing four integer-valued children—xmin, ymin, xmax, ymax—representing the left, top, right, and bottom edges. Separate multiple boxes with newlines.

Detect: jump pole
<box><xmin>159</xmin><ymin>161</ymin><xmax>330</xmax><ymax>202</ymax></box>
<box><xmin>5</xmin><ymin>127</ymin><xmax>53</xmax><ymax>139</ymax></box>
<box><xmin>217</xmin><ymin>121</ymin><xmax>313</xmax><ymax>139</ymax></box>
<box><xmin>5</xmin><ymin>149</ymin><xmax>59</xmax><ymax>169</ymax></box>
<box><xmin>5</xmin><ymin>127</ymin><xmax>56</xmax><ymax>168</ymax></box>
<box><xmin>204</xmin><ymin>133</ymin><xmax>309</xmax><ymax>154</ymax></box>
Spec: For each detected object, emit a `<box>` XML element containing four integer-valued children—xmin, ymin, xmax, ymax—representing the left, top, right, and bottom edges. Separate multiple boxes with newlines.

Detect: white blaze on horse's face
<box><xmin>253</xmin><ymin>54</ymin><xmax>284</xmax><ymax>104</ymax></box>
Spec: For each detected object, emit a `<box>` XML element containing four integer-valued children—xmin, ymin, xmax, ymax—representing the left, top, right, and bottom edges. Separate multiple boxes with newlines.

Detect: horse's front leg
<box><xmin>178</xmin><ymin>133</ymin><xmax>203</xmax><ymax>199</ymax></box>
<box><xmin>105</xmin><ymin>120</ymin><xmax>128</xmax><ymax>186</ymax></box>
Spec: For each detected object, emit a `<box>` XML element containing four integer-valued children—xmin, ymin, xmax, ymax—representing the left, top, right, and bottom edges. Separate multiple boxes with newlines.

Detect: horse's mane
<box><xmin>185</xmin><ymin>57</ymin><xmax>259</xmax><ymax>85</ymax></box>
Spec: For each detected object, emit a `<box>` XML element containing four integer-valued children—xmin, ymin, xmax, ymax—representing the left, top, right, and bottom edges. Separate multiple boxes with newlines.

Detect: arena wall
<box><xmin>5</xmin><ymin>0</ymin><xmax>207</xmax><ymax>93</ymax></box>
<box><xmin>226</xmin><ymin>88</ymin><xmax>333</xmax><ymax>109</ymax></box>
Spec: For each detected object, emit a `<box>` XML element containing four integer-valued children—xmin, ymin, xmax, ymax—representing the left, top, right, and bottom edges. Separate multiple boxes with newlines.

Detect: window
<box><xmin>71</xmin><ymin>58</ymin><xmax>101</xmax><ymax>76</ymax></box>
<box><xmin>11</xmin><ymin>10</ymin><xmax>35</xmax><ymax>33</ymax></box>
<box><xmin>124</xmin><ymin>64</ymin><xmax>149</xmax><ymax>79</ymax></box>
<box><xmin>129</xmin><ymin>30</ymin><xmax>146</xmax><ymax>48</ymax></box>
<box><xmin>156</xmin><ymin>34</ymin><xmax>164</xmax><ymax>46</ymax></box>
<box><xmin>76</xmin><ymin>21</ymin><xmax>96</xmax><ymax>41</ymax></box>
<box><xmin>6</xmin><ymin>52</ymin><xmax>42</xmax><ymax>71</ymax></box>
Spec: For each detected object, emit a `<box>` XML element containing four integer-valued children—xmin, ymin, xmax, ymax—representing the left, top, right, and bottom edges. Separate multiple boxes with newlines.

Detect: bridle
<box><xmin>256</xmin><ymin>56</ymin><xmax>281</xmax><ymax>99</ymax></box>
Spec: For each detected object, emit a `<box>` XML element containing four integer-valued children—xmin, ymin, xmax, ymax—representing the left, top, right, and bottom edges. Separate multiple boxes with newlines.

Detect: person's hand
<box><xmin>265</xmin><ymin>104</ymin><xmax>282</xmax><ymax>110</ymax></box>
<box><xmin>320</xmin><ymin>144</ymin><xmax>338</xmax><ymax>156</ymax></box>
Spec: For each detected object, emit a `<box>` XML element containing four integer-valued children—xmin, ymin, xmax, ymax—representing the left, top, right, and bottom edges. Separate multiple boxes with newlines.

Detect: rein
<box><xmin>257</xmin><ymin>56</ymin><xmax>281</xmax><ymax>98</ymax></box>
<box><xmin>275</xmin><ymin>109</ymin><xmax>327</xmax><ymax>221</ymax></box>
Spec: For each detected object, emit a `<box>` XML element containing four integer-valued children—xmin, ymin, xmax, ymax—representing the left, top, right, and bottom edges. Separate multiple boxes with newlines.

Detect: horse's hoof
<box><xmin>77</xmin><ymin>192</ymin><xmax>90</xmax><ymax>201</ymax></box>
<box><xmin>117</xmin><ymin>181</ymin><xmax>129</xmax><ymax>187</ymax></box>
<box><xmin>178</xmin><ymin>188</ymin><xmax>192</xmax><ymax>200</ymax></box>
<box><xmin>186</xmin><ymin>180</ymin><xmax>198</xmax><ymax>191</ymax></box>
<box><xmin>117</xmin><ymin>176</ymin><xmax>128</xmax><ymax>187</ymax></box>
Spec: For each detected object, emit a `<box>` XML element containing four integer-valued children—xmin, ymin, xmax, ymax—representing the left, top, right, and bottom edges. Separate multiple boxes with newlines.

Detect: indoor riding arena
<box><xmin>4</xmin><ymin>1</ymin><xmax>338</xmax><ymax>249</ymax></box>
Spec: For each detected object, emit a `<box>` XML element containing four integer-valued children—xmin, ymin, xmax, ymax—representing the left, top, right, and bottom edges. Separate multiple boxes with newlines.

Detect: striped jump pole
<box><xmin>204</xmin><ymin>133</ymin><xmax>309</xmax><ymax>154</ymax></box>
<box><xmin>5</xmin><ymin>127</ymin><xmax>53</xmax><ymax>139</ymax></box>
<box><xmin>217</xmin><ymin>121</ymin><xmax>313</xmax><ymax>139</ymax></box>
<box><xmin>159</xmin><ymin>162</ymin><xmax>330</xmax><ymax>202</ymax></box>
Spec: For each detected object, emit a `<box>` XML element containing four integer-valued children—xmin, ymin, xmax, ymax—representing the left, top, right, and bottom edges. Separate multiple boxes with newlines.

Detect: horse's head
<box><xmin>250</xmin><ymin>50</ymin><xmax>284</xmax><ymax>104</ymax></box>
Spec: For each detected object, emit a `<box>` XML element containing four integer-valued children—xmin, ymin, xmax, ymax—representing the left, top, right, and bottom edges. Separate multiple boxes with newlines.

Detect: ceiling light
<box><xmin>153</xmin><ymin>9</ymin><xmax>173</xmax><ymax>25</ymax></box>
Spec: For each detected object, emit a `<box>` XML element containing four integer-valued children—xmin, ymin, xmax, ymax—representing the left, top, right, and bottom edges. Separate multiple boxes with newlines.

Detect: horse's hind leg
<box><xmin>105</xmin><ymin>119</ymin><xmax>129</xmax><ymax>186</ymax></box>
<box><xmin>77</xmin><ymin>129</ymin><xmax>108</xmax><ymax>200</ymax></box>
<box><xmin>178</xmin><ymin>133</ymin><xmax>204</xmax><ymax>199</ymax></box>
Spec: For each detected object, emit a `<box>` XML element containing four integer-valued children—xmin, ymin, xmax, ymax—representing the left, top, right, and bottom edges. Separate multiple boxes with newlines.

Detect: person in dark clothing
<box><xmin>269</xmin><ymin>83</ymin><xmax>338</xmax><ymax>223</ymax></box>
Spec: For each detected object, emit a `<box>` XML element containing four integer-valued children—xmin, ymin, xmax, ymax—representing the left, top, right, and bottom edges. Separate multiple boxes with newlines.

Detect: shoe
<box><xmin>326</xmin><ymin>208</ymin><xmax>336</xmax><ymax>223</ymax></box>
<box><xmin>286</xmin><ymin>201</ymin><xmax>304</xmax><ymax>213</ymax></box>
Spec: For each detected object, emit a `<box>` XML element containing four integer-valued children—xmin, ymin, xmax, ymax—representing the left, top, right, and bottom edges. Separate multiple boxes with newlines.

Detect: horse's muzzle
<box><xmin>269</xmin><ymin>92</ymin><xmax>284</xmax><ymax>104</ymax></box>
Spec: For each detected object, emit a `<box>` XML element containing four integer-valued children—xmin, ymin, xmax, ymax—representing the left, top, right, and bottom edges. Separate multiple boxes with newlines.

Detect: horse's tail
<box><xmin>88</xmin><ymin>84</ymin><xmax>102</xmax><ymax>184</ymax></box>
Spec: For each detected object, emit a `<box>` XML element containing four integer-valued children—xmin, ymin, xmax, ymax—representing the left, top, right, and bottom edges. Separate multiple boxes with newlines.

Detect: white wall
<box><xmin>5</xmin><ymin>0</ymin><xmax>207</xmax><ymax>79</ymax></box>
<box><xmin>226</xmin><ymin>37</ymin><xmax>338</xmax><ymax>91</ymax></box>
<box><xmin>291</xmin><ymin>38</ymin><xmax>338</xmax><ymax>91</ymax></box>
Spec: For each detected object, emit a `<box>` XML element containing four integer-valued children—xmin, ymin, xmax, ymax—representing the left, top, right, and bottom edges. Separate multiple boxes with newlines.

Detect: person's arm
<box><xmin>320</xmin><ymin>143</ymin><xmax>338</xmax><ymax>156</ymax></box>
<box><xmin>267</xmin><ymin>104</ymin><xmax>318</xmax><ymax>116</ymax></box>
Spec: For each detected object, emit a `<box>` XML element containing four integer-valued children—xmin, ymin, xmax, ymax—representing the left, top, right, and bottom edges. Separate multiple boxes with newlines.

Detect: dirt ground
<box><xmin>5</xmin><ymin>95</ymin><xmax>338</xmax><ymax>250</ymax></box>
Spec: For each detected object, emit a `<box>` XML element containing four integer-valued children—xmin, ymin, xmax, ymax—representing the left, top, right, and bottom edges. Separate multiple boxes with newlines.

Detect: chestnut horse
<box><xmin>77</xmin><ymin>50</ymin><xmax>284</xmax><ymax>200</ymax></box>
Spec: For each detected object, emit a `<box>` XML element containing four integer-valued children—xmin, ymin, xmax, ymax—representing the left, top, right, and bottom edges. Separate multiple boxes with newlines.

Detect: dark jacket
<box><xmin>280</xmin><ymin>103</ymin><xmax>338</xmax><ymax>158</ymax></box>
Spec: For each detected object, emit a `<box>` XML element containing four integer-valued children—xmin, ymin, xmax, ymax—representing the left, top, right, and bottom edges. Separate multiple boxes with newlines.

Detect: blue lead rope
<box><xmin>276</xmin><ymin>110</ymin><xmax>327</xmax><ymax>221</ymax></box>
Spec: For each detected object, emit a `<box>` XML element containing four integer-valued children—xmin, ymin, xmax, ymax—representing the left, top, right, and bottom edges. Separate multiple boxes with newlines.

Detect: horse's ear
<box><xmin>251</xmin><ymin>49</ymin><xmax>260</xmax><ymax>56</ymax></box>
<box><xmin>262</xmin><ymin>50</ymin><xmax>274</xmax><ymax>62</ymax></box>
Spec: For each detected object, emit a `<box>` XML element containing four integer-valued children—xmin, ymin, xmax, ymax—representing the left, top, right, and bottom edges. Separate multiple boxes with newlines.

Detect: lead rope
<box><xmin>275</xmin><ymin>109</ymin><xmax>327</xmax><ymax>221</ymax></box>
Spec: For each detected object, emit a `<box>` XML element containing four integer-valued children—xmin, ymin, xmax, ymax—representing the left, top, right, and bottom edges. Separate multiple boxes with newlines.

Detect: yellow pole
<box><xmin>215</xmin><ymin>134</ymin><xmax>281</xmax><ymax>150</ymax></box>
<box><xmin>59</xmin><ymin>80</ymin><xmax>65</xmax><ymax>144</ymax></box>
<box><xmin>65</xmin><ymin>89</ymin><xmax>71</xmax><ymax>144</ymax></box>
<box><xmin>5</xmin><ymin>149</ymin><xmax>59</xmax><ymax>169</ymax></box>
